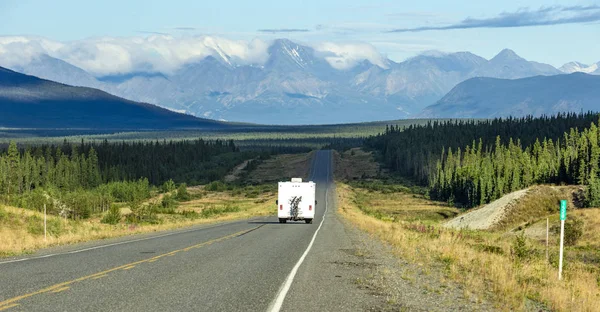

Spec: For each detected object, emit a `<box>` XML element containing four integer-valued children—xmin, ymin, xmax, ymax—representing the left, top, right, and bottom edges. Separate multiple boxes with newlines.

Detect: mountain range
<box><xmin>5</xmin><ymin>38</ymin><xmax>597</xmax><ymax>125</ymax></box>
<box><xmin>420</xmin><ymin>73</ymin><xmax>600</xmax><ymax>118</ymax></box>
<box><xmin>2</xmin><ymin>38</ymin><xmax>599</xmax><ymax>124</ymax></box>
<box><xmin>0</xmin><ymin>67</ymin><xmax>227</xmax><ymax>130</ymax></box>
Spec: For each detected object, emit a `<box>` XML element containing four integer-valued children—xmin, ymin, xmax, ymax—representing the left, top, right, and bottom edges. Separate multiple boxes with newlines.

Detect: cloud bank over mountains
<box><xmin>0</xmin><ymin>35</ymin><xmax>389</xmax><ymax>75</ymax></box>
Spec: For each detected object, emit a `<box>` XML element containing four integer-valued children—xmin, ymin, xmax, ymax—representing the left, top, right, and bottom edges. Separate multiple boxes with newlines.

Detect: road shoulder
<box><xmin>283</xmin><ymin>184</ymin><xmax>495</xmax><ymax>311</ymax></box>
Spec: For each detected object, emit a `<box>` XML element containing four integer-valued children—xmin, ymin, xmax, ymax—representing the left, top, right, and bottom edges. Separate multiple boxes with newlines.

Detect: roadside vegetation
<box><xmin>337</xmin><ymin>181</ymin><xmax>599</xmax><ymax>311</ymax></box>
<box><xmin>0</xmin><ymin>136</ymin><xmax>315</xmax><ymax>257</ymax></box>
<box><xmin>0</xmin><ymin>183</ymin><xmax>275</xmax><ymax>257</ymax></box>
<box><xmin>335</xmin><ymin>113</ymin><xmax>600</xmax><ymax>311</ymax></box>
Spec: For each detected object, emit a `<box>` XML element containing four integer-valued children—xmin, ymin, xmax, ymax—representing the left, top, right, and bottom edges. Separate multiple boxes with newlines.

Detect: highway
<box><xmin>0</xmin><ymin>150</ymin><xmax>376</xmax><ymax>311</ymax></box>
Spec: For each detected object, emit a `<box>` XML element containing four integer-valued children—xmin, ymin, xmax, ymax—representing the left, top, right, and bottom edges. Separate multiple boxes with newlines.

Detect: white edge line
<box><xmin>0</xmin><ymin>219</ymin><xmax>252</xmax><ymax>265</ymax></box>
<box><xmin>268</xmin><ymin>151</ymin><xmax>330</xmax><ymax>312</ymax></box>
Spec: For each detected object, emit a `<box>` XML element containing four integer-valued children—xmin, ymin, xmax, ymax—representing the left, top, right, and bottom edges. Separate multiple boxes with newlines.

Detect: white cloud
<box><xmin>0</xmin><ymin>35</ymin><xmax>271</xmax><ymax>76</ymax></box>
<box><xmin>312</xmin><ymin>41</ymin><xmax>389</xmax><ymax>70</ymax></box>
<box><xmin>0</xmin><ymin>35</ymin><xmax>389</xmax><ymax>74</ymax></box>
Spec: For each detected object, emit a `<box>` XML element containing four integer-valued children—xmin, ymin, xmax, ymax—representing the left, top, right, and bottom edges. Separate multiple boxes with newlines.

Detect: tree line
<box><xmin>365</xmin><ymin>112</ymin><xmax>600</xmax><ymax>207</ymax></box>
<box><xmin>0</xmin><ymin>138</ymin><xmax>244</xmax><ymax>195</ymax></box>
<box><xmin>0</xmin><ymin>138</ymin><xmax>251</xmax><ymax>219</ymax></box>
<box><xmin>430</xmin><ymin>121</ymin><xmax>600</xmax><ymax>207</ymax></box>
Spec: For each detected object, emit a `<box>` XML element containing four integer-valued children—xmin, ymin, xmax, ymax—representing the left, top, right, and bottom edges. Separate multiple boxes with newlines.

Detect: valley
<box><xmin>2</xmin><ymin>3</ymin><xmax>600</xmax><ymax>310</ymax></box>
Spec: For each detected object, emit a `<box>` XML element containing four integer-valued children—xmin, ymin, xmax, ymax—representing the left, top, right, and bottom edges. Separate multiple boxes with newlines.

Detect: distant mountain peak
<box><xmin>491</xmin><ymin>49</ymin><xmax>523</xmax><ymax>61</ymax></box>
<box><xmin>559</xmin><ymin>61</ymin><xmax>599</xmax><ymax>74</ymax></box>
<box><xmin>266</xmin><ymin>39</ymin><xmax>314</xmax><ymax>69</ymax></box>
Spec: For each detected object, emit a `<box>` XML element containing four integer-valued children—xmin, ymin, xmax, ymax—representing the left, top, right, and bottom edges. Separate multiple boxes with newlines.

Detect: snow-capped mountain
<box><xmin>559</xmin><ymin>62</ymin><xmax>600</xmax><ymax>74</ymax></box>
<box><xmin>0</xmin><ymin>40</ymin><xmax>573</xmax><ymax>124</ymax></box>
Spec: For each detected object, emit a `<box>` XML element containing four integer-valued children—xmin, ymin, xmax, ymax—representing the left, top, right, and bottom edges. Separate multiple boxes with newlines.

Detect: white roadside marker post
<box><xmin>558</xmin><ymin>200</ymin><xmax>567</xmax><ymax>280</ymax></box>
<box><xmin>44</xmin><ymin>203</ymin><xmax>47</xmax><ymax>242</ymax></box>
<box><xmin>546</xmin><ymin>217</ymin><xmax>549</xmax><ymax>263</ymax></box>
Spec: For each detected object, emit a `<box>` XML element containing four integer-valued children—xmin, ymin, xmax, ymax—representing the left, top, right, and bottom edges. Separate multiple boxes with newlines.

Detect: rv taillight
<box><xmin>309</xmin><ymin>205</ymin><xmax>312</xmax><ymax>211</ymax></box>
<box><xmin>279</xmin><ymin>205</ymin><xmax>283</xmax><ymax>210</ymax></box>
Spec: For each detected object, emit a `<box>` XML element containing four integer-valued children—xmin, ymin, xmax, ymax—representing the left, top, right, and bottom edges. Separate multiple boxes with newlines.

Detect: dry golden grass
<box><xmin>177</xmin><ymin>187</ymin><xmax>274</xmax><ymax>218</ymax></box>
<box><xmin>352</xmin><ymin>187</ymin><xmax>458</xmax><ymax>222</ymax></box>
<box><xmin>573</xmin><ymin>208</ymin><xmax>600</xmax><ymax>248</ymax></box>
<box><xmin>0</xmin><ymin>188</ymin><xmax>275</xmax><ymax>257</ymax></box>
<box><xmin>334</xmin><ymin>148</ymin><xmax>381</xmax><ymax>181</ymax></box>
<box><xmin>337</xmin><ymin>183</ymin><xmax>600</xmax><ymax>311</ymax></box>
<box><xmin>247</xmin><ymin>152</ymin><xmax>314</xmax><ymax>183</ymax></box>
<box><xmin>493</xmin><ymin>185</ymin><xmax>582</xmax><ymax>231</ymax></box>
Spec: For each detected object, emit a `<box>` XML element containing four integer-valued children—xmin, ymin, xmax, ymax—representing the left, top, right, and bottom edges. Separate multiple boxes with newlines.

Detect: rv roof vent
<box><xmin>291</xmin><ymin>178</ymin><xmax>303</xmax><ymax>183</ymax></box>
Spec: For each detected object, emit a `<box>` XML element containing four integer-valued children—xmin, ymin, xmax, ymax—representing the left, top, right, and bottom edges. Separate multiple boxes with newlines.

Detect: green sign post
<box><xmin>559</xmin><ymin>200</ymin><xmax>567</xmax><ymax>280</ymax></box>
<box><xmin>560</xmin><ymin>200</ymin><xmax>567</xmax><ymax>221</ymax></box>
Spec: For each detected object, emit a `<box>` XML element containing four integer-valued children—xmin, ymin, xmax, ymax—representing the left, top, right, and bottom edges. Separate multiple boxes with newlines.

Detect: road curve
<box><xmin>0</xmin><ymin>150</ymin><xmax>376</xmax><ymax>311</ymax></box>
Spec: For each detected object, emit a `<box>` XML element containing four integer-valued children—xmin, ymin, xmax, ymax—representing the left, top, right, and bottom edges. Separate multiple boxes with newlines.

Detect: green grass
<box><xmin>0</xmin><ymin>119</ymin><xmax>449</xmax><ymax>144</ymax></box>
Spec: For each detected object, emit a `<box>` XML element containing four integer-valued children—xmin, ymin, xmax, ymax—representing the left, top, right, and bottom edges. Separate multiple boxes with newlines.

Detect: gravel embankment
<box><xmin>444</xmin><ymin>188</ymin><xmax>530</xmax><ymax>230</ymax></box>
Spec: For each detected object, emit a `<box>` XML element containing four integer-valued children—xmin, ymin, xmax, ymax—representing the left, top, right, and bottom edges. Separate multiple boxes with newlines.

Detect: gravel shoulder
<box><xmin>284</xmin><ymin>185</ymin><xmax>495</xmax><ymax>311</ymax></box>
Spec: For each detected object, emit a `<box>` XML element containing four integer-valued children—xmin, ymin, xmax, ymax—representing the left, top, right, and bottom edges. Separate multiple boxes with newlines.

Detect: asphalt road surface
<box><xmin>0</xmin><ymin>150</ymin><xmax>379</xmax><ymax>311</ymax></box>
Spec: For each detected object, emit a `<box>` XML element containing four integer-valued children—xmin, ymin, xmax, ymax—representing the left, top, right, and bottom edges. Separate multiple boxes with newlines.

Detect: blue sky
<box><xmin>0</xmin><ymin>0</ymin><xmax>599</xmax><ymax>67</ymax></box>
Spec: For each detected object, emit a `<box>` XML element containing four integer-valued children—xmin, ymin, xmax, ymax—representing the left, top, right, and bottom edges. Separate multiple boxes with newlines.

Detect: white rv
<box><xmin>277</xmin><ymin>178</ymin><xmax>316</xmax><ymax>223</ymax></box>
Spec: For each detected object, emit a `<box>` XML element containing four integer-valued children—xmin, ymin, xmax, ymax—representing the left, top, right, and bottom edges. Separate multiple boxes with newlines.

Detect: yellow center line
<box><xmin>122</xmin><ymin>265</ymin><xmax>136</xmax><ymax>270</ymax></box>
<box><xmin>50</xmin><ymin>287</ymin><xmax>70</xmax><ymax>294</ymax></box>
<box><xmin>0</xmin><ymin>304</ymin><xmax>19</xmax><ymax>311</ymax></box>
<box><xmin>91</xmin><ymin>274</ymin><xmax>107</xmax><ymax>280</ymax></box>
<box><xmin>0</xmin><ymin>226</ymin><xmax>260</xmax><ymax>308</ymax></box>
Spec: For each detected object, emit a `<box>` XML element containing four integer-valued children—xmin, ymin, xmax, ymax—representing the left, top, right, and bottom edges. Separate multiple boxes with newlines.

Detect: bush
<box><xmin>200</xmin><ymin>205</ymin><xmax>241</xmax><ymax>218</ymax></box>
<box><xmin>159</xmin><ymin>194</ymin><xmax>178</xmax><ymax>213</ymax></box>
<box><xmin>126</xmin><ymin>206</ymin><xmax>160</xmax><ymax>224</ymax></box>
<box><xmin>551</xmin><ymin>217</ymin><xmax>584</xmax><ymax>246</ymax></box>
<box><xmin>180</xmin><ymin>210</ymin><xmax>199</xmax><ymax>219</ymax></box>
<box><xmin>512</xmin><ymin>232</ymin><xmax>533</xmax><ymax>262</ymax></box>
<box><xmin>26</xmin><ymin>215</ymin><xmax>44</xmax><ymax>235</ymax></box>
<box><xmin>176</xmin><ymin>183</ymin><xmax>191</xmax><ymax>201</ymax></box>
<box><xmin>162</xmin><ymin>179</ymin><xmax>176</xmax><ymax>193</ymax></box>
<box><xmin>205</xmin><ymin>181</ymin><xmax>227</xmax><ymax>192</ymax></box>
<box><xmin>103</xmin><ymin>179</ymin><xmax>151</xmax><ymax>203</ymax></box>
<box><xmin>552</xmin><ymin>216</ymin><xmax>584</xmax><ymax>246</ymax></box>
<box><xmin>0</xmin><ymin>206</ymin><xmax>7</xmax><ymax>221</ymax></box>
<box><xmin>101</xmin><ymin>205</ymin><xmax>122</xmax><ymax>225</ymax></box>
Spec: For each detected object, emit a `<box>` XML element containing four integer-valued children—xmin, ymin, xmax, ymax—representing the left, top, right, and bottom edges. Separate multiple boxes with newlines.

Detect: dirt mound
<box><xmin>445</xmin><ymin>185</ymin><xmax>583</xmax><ymax>231</ymax></box>
<box><xmin>444</xmin><ymin>189</ymin><xmax>530</xmax><ymax>230</ymax></box>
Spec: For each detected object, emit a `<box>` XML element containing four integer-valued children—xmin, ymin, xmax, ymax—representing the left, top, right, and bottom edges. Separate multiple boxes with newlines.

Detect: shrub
<box><xmin>0</xmin><ymin>206</ymin><xmax>6</xmax><ymax>221</ymax></box>
<box><xmin>552</xmin><ymin>216</ymin><xmax>584</xmax><ymax>246</ymax></box>
<box><xmin>126</xmin><ymin>206</ymin><xmax>160</xmax><ymax>224</ymax></box>
<box><xmin>512</xmin><ymin>232</ymin><xmax>532</xmax><ymax>262</ymax></box>
<box><xmin>176</xmin><ymin>183</ymin><xmax>191</xmax><ymax>201</ymax></box>
<box><xmin>103</xmin><ymin>179</ymin><xmax>151</xmax><ymax>203</ymax></box>
<box><xmin>180</xmin><ymin>210</ymin><xmax>199</xmax><ymax>219</ymax></box>
<box><xmin>26</xmin><ymin>215</ymin><xmax>44</xmax><ymax>235</ymax></box>
<box><xmin>159</xmin><ymin>194</ymin><xmax>178</xmax><ymax>213</ymax></box>
<box><xmin>162</xmin><ymin>179</ymin><xmax>176</xmax><ymax>193</ymax></box>
<box><xmin>201</xmin><ymin>205</ymin><xmax>241</xmax><ymax>218</ymax></box>
<box><xmin>101</xmin><ymin>205</ymin><xmax>122</xmax><ymax>225</ymax></box>
<box><xmin>205</xmin><ymin>181</ymin><xmax>227</xmax><ymax>192</ymax></box>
